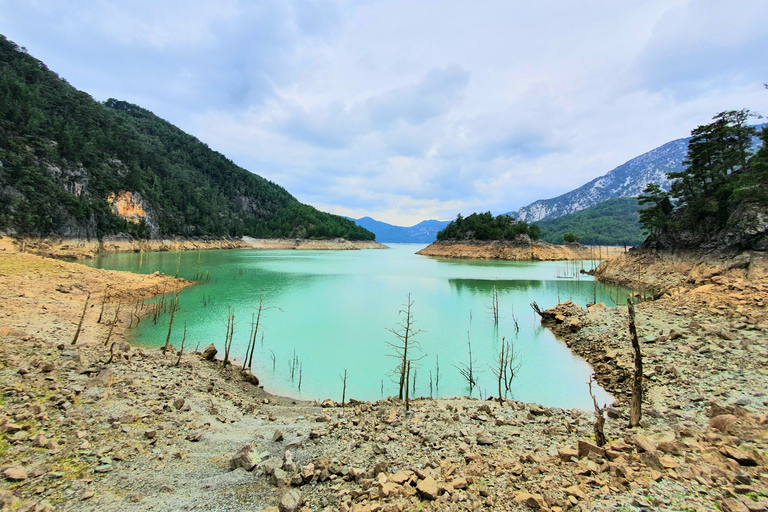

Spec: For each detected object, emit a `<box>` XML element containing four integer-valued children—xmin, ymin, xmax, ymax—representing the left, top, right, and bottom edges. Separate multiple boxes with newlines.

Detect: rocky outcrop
<box><xmin>594</xmin><ymin>249</ymin><xmax>768</xmax><ymax>294</ymax></box>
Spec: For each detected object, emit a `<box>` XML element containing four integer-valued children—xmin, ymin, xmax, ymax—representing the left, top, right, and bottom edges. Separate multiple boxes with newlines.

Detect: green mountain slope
<box><xmin>537</xmin><ymin>197</ymin><xmax>643</xmax><ymax>246</ymax></box>
<box><xmin>0</xmin><ymin>35</ymin><xmax>373</xmax><ymax>241</ymax></box>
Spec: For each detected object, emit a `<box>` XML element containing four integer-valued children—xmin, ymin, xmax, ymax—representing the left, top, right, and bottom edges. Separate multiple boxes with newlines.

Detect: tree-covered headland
<box><xmin>436</xmin><ymin>212</ymin><xmax>541</xmax><ymax>241</ymax></box>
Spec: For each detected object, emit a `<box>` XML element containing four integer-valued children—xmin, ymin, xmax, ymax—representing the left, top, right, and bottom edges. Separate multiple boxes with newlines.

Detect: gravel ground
<box><xmin>1</xmin><ymin>240</ymin><xmax>767</xmax><ymax>511</ymax></box>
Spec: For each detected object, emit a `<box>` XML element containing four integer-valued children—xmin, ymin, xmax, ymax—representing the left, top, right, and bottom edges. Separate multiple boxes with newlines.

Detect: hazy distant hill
<box><xmin>0</xmin><ymin>35</ymin><xmax>373</xmax><ymax>241</ymax></box>
<box><xmin>352</xmin><ymin>217</ymin><xmax>450</xmax><ymax>243</ymax></box>
<box><xmin>508</xmin><ymin>138</ymin><xmax>687</xmax><ymax>222</ymax></box>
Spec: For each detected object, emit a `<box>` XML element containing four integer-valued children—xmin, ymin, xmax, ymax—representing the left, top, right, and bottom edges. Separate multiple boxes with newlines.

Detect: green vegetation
<box><xmin>436</xmin><ymin>212</ymin><xmax>541</xmax><ymax>241</ymax></box>
<box><xmin>638</xmin><ymin>109</ymin><xmax>767</xmax><ymax>240</ymax></box>
<box><xmin>536</xmin><ymin>198</ymin><xmax>645</xmax><ymax>246</ymax></box>
<box><xmin>0</xmin><ymin>35</ymin><xmax>373</xmax><ymax>240</ymax></box>
<box><xmin>562</xmin><ymin>232</ymin><xmax>581</xmax><ymax>243</ymax></box>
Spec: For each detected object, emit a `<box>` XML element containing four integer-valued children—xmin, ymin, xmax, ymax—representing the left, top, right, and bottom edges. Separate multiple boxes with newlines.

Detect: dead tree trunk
<box><xmin>340</xmin><ymin>369</ymin><xmax>348</xmax><ymax>409</ymax></box>
<box><xmin>71</xmin><ymin>291</ymin><xmax>91</xmax><ymax>345</ymax></box>
<box><xmin>223</xmin><ymin>306</ymin><xmax>235</xmax><ymax>368</ymax></box>
<box><xmin>175</xmin><ymin>315</ymin><xmax>187</xmax><ymax>367</ymax></box>
<box><xmin>588</xmin><ymin>374</ymin><xmax>606</xmax><ymax>446</ymax></box>
<box><xmin>162</xmin><ymin>293</ymin><xmax>179</xmax><ymax>354</ymax></box>
<box><xmin>628</xmin><ymin>299</ymin><xmax>643</xmax><ymax>427</ymax></box>
<box><xmin>103</xmin><ymin>302</ymin><xmax>121</xmax><ymax>347</ymax></box>
<box><xmin>405</xmin><ymin>361</ymin><xmax>411</xmax><ymax>412</ymax></box>
<box><xmin>97</xmin><ymin>285</ymin><xmax>110</xmax><ymax>323</ymax></box>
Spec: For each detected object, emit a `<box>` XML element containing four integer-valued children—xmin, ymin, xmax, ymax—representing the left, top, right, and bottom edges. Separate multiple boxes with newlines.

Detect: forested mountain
<box><xmin>0</xmin><ymin>35</ymin><xmax>374</xmax><ymax>241</ymax></box>
<box><xmin>536</xmin><ymin>197</ymin><xmax>643</xmax><ymax>246</ymax></box>
<box><xmin>509</xmin><ymin>138</ymin><xmax>687</xmax><ymax>222</ymax></box>
<box><xmin>351</xmin><ymin>217</ymin><xmax>449</xmax><ymax>243</ymax></box>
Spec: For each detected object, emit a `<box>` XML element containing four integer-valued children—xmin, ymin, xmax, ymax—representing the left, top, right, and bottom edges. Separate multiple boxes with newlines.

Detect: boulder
<box><xmin>416</xmin><ymin>476</ymin><xmax>439</xmax><ymax>500</ymax></box>
<box><xmin>201</xmin><ymin>344</ymin><xmax>217</xmax><ymax>361</ymax></box>
<box><xmin>230</xmin><ymin>445</ymin><xmax>254</xmax><ymax>471</ymax></box>
<box><xmin>278</xmin><ymin>489</ymin><xmax>301</xmax><ymax>512</ymax></box>
<box><xmin>514</xmin><ymin>491</ymin><xmax>547</xmax><ymax>509</ymax></box>
<box><xmin>558</xmin><ymin>447</ymin><xmax>579</xmax><ymax>462</ymax></box>
<box><xmin>3</xmin><ymin>466</ymin><xmax>27</xmax><ymax>481</ymax></box>
<box><xmin>577</xmin><ymin>440</ymin><xmax>605</xmax><ymax>459</ymax></box>
<box><xmin>721</xmin><ymin>446</ymin><xmax>759</xmax><ymax>467</ymax></box>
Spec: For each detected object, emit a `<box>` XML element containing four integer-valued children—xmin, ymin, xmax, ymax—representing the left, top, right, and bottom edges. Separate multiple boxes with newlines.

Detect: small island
<box><xmin>417</xmin><ymin>211</ymin><xmax>609</xmax><ymax>260</ymax></box>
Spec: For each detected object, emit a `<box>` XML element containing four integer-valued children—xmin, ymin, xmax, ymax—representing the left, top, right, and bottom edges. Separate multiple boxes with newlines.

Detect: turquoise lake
<box><xmin>83</xmin><ymin>244</ymin><xmax>629</xmax><ymax>410</ymax></box>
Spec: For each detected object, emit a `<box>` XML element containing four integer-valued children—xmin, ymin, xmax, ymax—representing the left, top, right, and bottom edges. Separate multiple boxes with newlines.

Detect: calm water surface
<box><xmin>84</xmin><ymin>244</ymin><xmax>630</xmax><ymax>410</ymax></box>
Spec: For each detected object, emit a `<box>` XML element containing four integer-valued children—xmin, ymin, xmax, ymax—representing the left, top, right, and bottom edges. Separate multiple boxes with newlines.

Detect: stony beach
<box><xmin>1</xmin><ymin>238</ymin><xmax>767</xmax><ymax>511</ymax></box>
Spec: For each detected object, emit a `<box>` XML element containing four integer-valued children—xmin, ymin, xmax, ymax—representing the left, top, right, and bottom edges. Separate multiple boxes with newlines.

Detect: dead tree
<box><xmin>510</xmin><ymin>306</ymin><xmax>519</xmax><ymax>334</ymax></box>
<box><xmin>627</xmin><ymin>299</ymin><xmax>643</xmax><ymax>427</ymax></box>
<box><xmin>530</xmin><ymin>301</ymin><xmax>543</xmax><ymax>318</ymax></box>
<box><xmin>223</xmin><ymin>306</ymin><xmax>236</xmax><ymax>368</ymax></box>
<box><xmin>97</xmin><ymin>285</ymin><xmax>110</xmax><ymax>323</ymax></box>
<box><xmin>106</xmin><ymin>342</ymin><xmax>117</xmax><ymax>364</ymax></box>
<box><xmin>486</xmin><ymin>287</ymin><xmax>499</xmax><ymax>325</ymax></box>
<box><xmin>490</xmin><ymin>337</ymin><xmax>521</xmax><ymax>404</ymax></box>
<box><xmin>340</xmin><ymin>369</ymin><xmax>348</xmax><ymax>409</ymax></box>
<box><xmin>588</xmin><ymin>374</ymin><xmax>607</xmax><ymax>446</ymax></box>
<box><xmin>103</xmin><ymin>302</ymin><xmax>122</xmax><ymax>347</ymax></box>
<box><xmin>175</xmin><ymin>315</ymin><xmax>187</xmax><ymax>367</ymax></box>
<box><xmin>405</xmin><ymin>361</ymin><xmax>411</xmax><ymax>412</ymax></box>
<box><xmin>71</xmin><ymin>291</ymin><xmax>91</xmax><ymax>345</ymax></box>
<box><xmin>244</xmin><ymin>295</ymin><xmax>281</xmax><ymax>371</ymax></box>
<box><xmin>162</xmin><ymin>293</ymin><xmax>180</xmax><ymax>354</ymax></box>
<box><xmin>454</xmin><ymin>332</ymin><xmax>478</xmax><ymax>395</ymax></box>
<box><xmin>385</xmin><ymin>294</ymin><xmax>425</xmax><ymax>400</ymax></box>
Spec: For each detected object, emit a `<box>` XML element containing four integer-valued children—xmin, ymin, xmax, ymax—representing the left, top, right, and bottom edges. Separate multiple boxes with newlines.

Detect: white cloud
<box><xmin>1</xmin><ymin>0</ymin><xmax>766</xmax><ymax>226</ymax></box>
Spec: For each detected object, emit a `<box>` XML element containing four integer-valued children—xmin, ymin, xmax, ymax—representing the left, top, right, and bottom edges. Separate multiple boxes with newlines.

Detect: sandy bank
<box><xmin>417</xmin><ymin>239</ymin><xmax>622</xmax><ymax>261</ymax></box>
<box><xmin>242</xmin><ymin>236</ymin><xmax>388</xmax><ymax>250</ymax></box>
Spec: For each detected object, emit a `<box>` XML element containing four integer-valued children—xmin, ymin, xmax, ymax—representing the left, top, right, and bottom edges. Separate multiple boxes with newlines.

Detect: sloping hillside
<box><xmin>0</xmin><ymin>35</ymin><xmax>373</xmax><ymax>241</ymax></box>
<box><xmin>537</xmin><ymin>197</ymin><xmax>643</xmax><ymax>246</ymax></box>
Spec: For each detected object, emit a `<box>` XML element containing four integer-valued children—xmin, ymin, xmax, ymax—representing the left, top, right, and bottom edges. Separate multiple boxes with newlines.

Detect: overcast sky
<box><xmin>1</xmin><ymin>1</ymin><xmax>766</xmax><ymax>225</ymax></box>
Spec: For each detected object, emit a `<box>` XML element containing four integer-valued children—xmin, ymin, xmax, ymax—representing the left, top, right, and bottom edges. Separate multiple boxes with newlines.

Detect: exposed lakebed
<box><xmin>83</xmin><ymin>244</ymin><xmax>631</xmax><ymax>409</ymax></box>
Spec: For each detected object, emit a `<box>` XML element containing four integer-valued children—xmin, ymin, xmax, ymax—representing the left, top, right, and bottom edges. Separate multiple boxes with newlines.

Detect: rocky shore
<box><xmin>4</xmin><ymin>235</ymin><xmax>388</xmax><ymax>262</ymax></box>
<box><xmin>8</xmin><ymin>236</ymin><xmax>252</xmax><ymax>260</ymax></box>
<box><xmin>1</xmin><ymin>240</ymin><xmax>767</xmax><ymax>511</ymax></box>
<box><xmin>416</xmin><ymin>240</ymin><xmax>621</xmax><ymax>261</ymax></box>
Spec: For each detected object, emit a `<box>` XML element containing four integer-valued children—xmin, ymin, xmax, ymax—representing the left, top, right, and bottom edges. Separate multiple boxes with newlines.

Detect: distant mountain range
<box><xmin>350</xmin><ymin>217</ymin><xmax>450</xmax><ymax>243</ymax></box>
<box><xmin>509</xmin><ymin>125</ymin><xmax>765</xmax><ymax>223</ymax></box>
<box><xmin>508</xmin><ymin>137</ymin><xmax>687</xmax><ymax>222</ymax></box>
